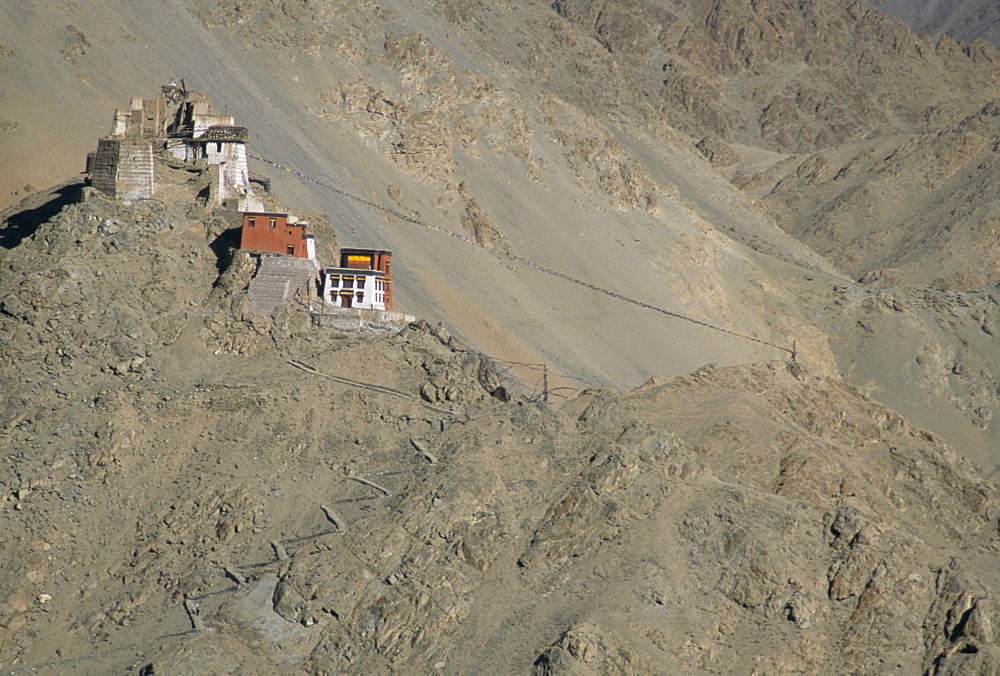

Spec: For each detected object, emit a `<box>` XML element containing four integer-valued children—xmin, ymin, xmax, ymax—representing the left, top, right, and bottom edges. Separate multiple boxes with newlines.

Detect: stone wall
<box><xmin>89</xmin><ymin>138</ymin><xmax>122</xmax><ymax>197</ymax></box>
<box><xmin>311</xmin><ymin>308</ymin><xmax>416</xmax><ymax>334</ymax></box>
<box><xmin>89</xmin><ymin>136</ymin><xmax>154</xmax><ymax>202</ymax></box>
<box><xmin>115</xmin><ymin>136</ymin><xmax>154</xmax><ymax>202</ymax></box>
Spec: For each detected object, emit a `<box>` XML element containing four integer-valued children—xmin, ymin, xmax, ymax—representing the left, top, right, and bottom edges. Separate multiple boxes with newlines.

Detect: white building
<box><xmin>321</xmin><ymin>268</ymin><xmax>389</xmax><ymax>310</ymax></box>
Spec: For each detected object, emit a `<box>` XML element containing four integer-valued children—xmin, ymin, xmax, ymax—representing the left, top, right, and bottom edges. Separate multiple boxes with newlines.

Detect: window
<box><xmin>269</xmin><ymin>217</ymin><xmax>277</xmax><ymax>229</ymax></box>
<box><xmin>287</xmin><ymin>245</ymin><xmax>295</xmax><ymax>255</ymax></box>
<box><xmin>247</xmin><ymin>217</ymin><xmax>256</xmax><ymax>227</ymax></box>
<box><xmin>356</xmin><ymin>292</ymin><xmax>364</xmax><ymax>303</ymax></box>
<box><xmin>343</xmin><ymin>277</ymin><xmax>354</xmax><ymax>289</ymax></box>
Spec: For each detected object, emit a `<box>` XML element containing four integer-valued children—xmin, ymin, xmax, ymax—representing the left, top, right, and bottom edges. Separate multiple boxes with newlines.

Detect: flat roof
<box><xmin>324</xmin><ymin>267</ymin><xmax>386</xmax><ymax>276</ymax></box>
<box><xmin>340</xmin><ymin>248</ymin><xmax>392</xmax><ymax>255</ymax></box>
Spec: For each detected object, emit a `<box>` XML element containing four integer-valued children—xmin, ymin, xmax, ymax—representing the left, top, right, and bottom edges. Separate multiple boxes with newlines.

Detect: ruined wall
<box><xmin>89</xmin><ymin>138</ymin><xmax>122</xmax><ymax>197</ymax></box>
<box><xmin>220</xmin><ymin>142</ymin><xmax>250</xmax><ymax>196</ymax></box>
<box><xmin>92</xmin><ymin>87</ymin><xmax>259</xmax><ymax>206</ymax></box>
<box><xmin>208</xmin><ymin>143</ymin><xmax>258</xmax><ymax>210</ymax></box>
<box><xmin>89</xmin><ymin>136</ymin><xmax>154</xmax><ymax>202</ymax></box>
<box><xmin>166</xmin><ymin>138</ymin><xmax>202</xmax><ymax>165</ymax></box>
<box><xmin>192</xmin><ymin>113</ymin><xmax>234</xmax><ymax>136</ymax></box>
<box><xmin>138</xmin><ymin>97</ymin><xmax>166</xmax><ymax>137</ymax></box>
<box><xmin>311</xmin><ymin>308</ymin><xmax>416</xmax><ymax>333</ymax></box>
<box><xmin>115</xmin><ymin>137</ymin><xmax>154</xmax><ymax>201</ymax></box>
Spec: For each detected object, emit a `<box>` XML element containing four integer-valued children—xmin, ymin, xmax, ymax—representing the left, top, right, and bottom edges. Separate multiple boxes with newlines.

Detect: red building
<box><xmin>239</xmin><ymin>212</ymin><xmax>315</xmax><ymax>259</ymax></box>
<box><xmin>339</xmin><ymin>248</ymin><xmax>393</xmax><ymax>311</ymax></box>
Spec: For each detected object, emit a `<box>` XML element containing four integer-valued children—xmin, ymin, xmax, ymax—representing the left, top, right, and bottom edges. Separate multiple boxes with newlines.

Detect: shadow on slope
<box><xmin>209</xmin><ymin>226</ymin><xmax>241</xmax><ymax>275</ymax></box>
<box><xmin>0</xmin><ymin>180</ymin><xmax>84</xmax><ymax>250</ymax></box>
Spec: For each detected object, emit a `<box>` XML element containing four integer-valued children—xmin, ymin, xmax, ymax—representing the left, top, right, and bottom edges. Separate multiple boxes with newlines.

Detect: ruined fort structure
<box><xmin>86</xmin><ymin>82</ymin><xmax>263</xmax><ymax>210</ymax></box>
<box><xmin>86</xmin><ymin>84</ymin><xmax>405</xmax><ymax>322</ymax></box>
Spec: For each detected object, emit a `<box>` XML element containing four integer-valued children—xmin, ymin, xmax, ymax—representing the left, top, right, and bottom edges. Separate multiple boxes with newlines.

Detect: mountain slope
<box><xmin>0</xmin><ymin>195</ymin><xmax>996</xmax><ymax>672</ymax></box>
<box><xmin>0</xmin><ymin>0</ymin><xmax>832</xmax><ymax>384</ymax></box>
<box><xmin>865</xmin><ymin>0</ymin><xmax>1000</xmax><ymax>46</ymax></box>
<box><xmin>4</xmin><ymin>1</ymin><xmax>1000</xmax><ymax>670</ymax></box>
<box><xmin>2</xmin><ymin>2</ymin><xmax>1000</xmax><ymax>463</ymax></box>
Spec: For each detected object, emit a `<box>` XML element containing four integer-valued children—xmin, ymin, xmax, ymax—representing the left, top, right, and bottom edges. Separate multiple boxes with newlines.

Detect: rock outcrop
<box><xmin>0</xmin><ymin>187</ymin><xmax>998</xmax><ymax>671</ymax></box>
<box><xmin>6</xmin><ymin>0</ymin><xmax>1000</xmax><ymax>672</ymax></box>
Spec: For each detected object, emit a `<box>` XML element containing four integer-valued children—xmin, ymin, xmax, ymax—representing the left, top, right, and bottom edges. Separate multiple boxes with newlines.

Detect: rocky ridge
<box><xmin>865</xmin><ymin>0</ymin><xmax>1000</xmax><ymax>47</ymax></box>
<box><xmin>5</xmin><ymin>0</ymin><xmax>1000</xmax><ymax>671</ymax></box>
<box><xmin>175</xmin><ymin>0</ymin><xmax>1000</xmax><ymax>412</ymax></box>
<box><xmin>0</xmin><ymin>184</ymin><xmax>997</xmax><ymax>673</ymax></box>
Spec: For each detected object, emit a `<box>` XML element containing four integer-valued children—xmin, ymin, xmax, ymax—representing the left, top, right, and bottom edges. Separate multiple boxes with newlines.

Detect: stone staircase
<box><xmin>247</xmin><ymin>256</ymin><xmax>319</xmax><ymax>316</ymax></box>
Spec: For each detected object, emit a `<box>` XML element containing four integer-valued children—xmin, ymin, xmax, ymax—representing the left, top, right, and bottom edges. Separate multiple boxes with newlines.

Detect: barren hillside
<box><xmin>6</xmin><ymin>0</ymin><xmax>1000</xmax><ymax>470</ymax></box>
<box><xmin>865</xmin><ymin>0</ymin><xmax>1000</xmax><ymax>46</ymax></box>
<box><xmin>0</xmin><ymin>193</ymin><xmax>997</xmax><ymax>672</ymax></box>
<box><xmin>3</xmin><ymin>0</ymin><xmax>1000</xmax><ymax>672</ymax></box>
